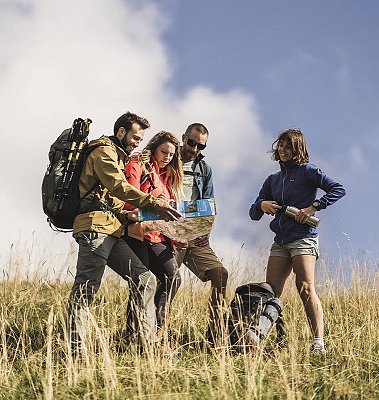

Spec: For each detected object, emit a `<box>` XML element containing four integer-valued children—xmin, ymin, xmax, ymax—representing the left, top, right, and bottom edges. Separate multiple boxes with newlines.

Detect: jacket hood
<box><xmin>88</xmin><ymin>135</ymin><xmax>128</xmax><ymax>157</ymax></box>
<box><xmin>108</xmin><ymin>135</ymin><xmax>129</xmax><ymax>154</ymax></box>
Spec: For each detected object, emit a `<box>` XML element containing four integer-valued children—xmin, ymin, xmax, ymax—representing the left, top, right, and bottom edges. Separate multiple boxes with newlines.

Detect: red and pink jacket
<box><xmin>124</xmin><ymin>155</ymin><xmax>174</xmax><ymax>243</ymax></box>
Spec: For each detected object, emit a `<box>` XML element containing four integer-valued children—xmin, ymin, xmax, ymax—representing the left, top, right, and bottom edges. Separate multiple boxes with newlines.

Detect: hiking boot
<box><xmin>310</xmin><ymin>343</ymin><xmax>327</xmax><ymax>356</ymax></box>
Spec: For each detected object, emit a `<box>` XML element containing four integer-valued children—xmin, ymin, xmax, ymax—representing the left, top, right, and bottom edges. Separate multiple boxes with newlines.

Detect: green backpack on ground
<box><xmin>41</xmin><ymin>118</ymin><xmax>97</xmax><ymax>231</ymax></box>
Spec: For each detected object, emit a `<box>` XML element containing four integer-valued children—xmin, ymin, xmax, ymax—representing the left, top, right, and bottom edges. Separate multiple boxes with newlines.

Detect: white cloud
<box><xmin>0</xmin><ymin>0</ymin><xmax>270</xmax><ymax>264</ymax></box>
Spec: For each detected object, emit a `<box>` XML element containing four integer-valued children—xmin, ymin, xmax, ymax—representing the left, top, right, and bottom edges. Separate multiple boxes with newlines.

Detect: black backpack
<box><xmin>227</xmin><ymin>282</ymin><xmax>285</xmax><ymax>349</ymax></box>
<box><xmin>42</xmin><ymin>118</ymin><xmax>98</xmax><ymax>231</ymax></box>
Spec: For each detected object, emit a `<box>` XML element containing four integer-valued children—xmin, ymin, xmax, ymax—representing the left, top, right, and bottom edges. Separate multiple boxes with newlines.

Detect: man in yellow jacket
<box><xmin>68</xmin><ymin>111</ymin><xmax>180</xmax><ymax>354</ymax></box>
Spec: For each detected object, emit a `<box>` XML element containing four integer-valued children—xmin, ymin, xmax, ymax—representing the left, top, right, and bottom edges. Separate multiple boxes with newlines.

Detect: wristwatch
<box><xmin>312</xmin><ymin>200</ymin><xmax>321</xmax><ymax>211</ymax></box>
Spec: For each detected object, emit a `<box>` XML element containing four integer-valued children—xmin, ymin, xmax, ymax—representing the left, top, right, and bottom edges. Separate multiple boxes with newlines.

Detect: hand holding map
<box><xmin>137</xmin><ymin>199</ymin><xmax>217</xmax><ymax>242</ymax></box>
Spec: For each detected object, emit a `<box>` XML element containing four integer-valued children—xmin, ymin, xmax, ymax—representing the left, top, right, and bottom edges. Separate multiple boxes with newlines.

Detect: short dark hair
<box><xmin>113</xmin><ymin>111</ymin><xmax>150</xmax><ymax>135</ymax></box>
<box><xmin>184</xmin><ymin>122</ymin><xmax>209</xmax><ymax>137</ymax></box>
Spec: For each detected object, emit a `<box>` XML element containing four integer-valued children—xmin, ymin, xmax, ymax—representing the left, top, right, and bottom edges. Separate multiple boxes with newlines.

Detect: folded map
<box><xmin>137</xmin><ymin>198</ymin><xmax>217</xmax><ymax>222</ymax></box>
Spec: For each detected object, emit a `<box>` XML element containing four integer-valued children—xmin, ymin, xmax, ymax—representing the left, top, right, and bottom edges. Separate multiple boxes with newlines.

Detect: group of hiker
<box><xmin>63</xmin><ymin>111</ymin><xmax>345</xmax><ymax>356</ymax></box>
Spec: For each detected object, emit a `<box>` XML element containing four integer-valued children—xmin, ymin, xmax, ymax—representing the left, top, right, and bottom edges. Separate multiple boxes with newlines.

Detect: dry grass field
<box><xmin>1</xmin><ymin>242</ymin><xmax>378</xmax><ymax>399</ymax></box>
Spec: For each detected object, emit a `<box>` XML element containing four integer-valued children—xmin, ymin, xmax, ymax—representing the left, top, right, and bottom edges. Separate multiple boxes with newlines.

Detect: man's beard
<box><xmin>182</xmin><ymin>148</ymin><xmax>197</xmax><ymax>161</ymax></box>
<box><xmin>121</xmin><ymin>138</ymin><xmax>132</xmax><ymax>154</ymax></box>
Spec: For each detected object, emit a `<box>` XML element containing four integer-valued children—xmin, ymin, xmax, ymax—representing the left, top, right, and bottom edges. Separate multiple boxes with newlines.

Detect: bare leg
<box><xmin>291</xmin><ymin>255</ymin><xmax>323</xmax><ymax>338</ymax></box>
<box><xmin>265</xmin><ymin>256</ymin><xmax>292</xmax><ymax>297</ymax></box>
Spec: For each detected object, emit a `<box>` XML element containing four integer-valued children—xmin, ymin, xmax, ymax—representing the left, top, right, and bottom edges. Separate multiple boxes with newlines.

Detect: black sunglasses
<box><xmin>186</xmin><ymin>136</ymin><xmax>207</xmax><ymax>150</ymax></box>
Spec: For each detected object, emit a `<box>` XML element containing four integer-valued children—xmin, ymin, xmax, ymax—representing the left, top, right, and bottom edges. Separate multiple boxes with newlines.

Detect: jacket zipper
<box><xmin>279</xmin><ymin>164</ymin><xmax>287</xmax><ymax>245</ymax></box>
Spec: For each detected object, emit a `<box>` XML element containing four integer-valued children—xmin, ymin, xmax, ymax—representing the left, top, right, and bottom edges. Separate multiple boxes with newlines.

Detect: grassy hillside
<box><xmin>0</xmin><ymin>254</ymin><xmax>378</xmax><ymax>399</ymax></box>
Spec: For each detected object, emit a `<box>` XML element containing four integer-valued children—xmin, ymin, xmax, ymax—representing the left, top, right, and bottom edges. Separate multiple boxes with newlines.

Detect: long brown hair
<box><xmin>271</xmin><ymin>128</ymin><xmax>309</xmax><ymax>165</ymax></box>
<box><xmin>138</xmin><ymin>131</ymin><xmax>183</xmax><ymax>200</ymax></box>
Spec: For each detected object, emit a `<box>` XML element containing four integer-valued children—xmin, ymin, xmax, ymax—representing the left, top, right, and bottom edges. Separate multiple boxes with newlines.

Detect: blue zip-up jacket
<box><xmin>249</xmin><ymin>161</ymin><xmax>346</xmax><ymax>244</ymax></box>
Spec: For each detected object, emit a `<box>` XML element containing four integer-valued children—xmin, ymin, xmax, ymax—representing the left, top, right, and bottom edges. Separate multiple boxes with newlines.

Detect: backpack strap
<box><xmin>81</xmin><ymin>179</ymin><xmax>100</xmax><ymax>200</ymax></box>
<box><xmin>199</xmin><ymin>159</ymin><xmax>206</xmax><ymax>177</ymax></box>
<box><xmin>76</xmin><ymin>144</ymin><xmax>104</xmax><ymax>214</ymax></box>
<box><xmin>183</xmin><ymin>159</ymin><xmax>206</xmax><ymax>178</ymax></box>
<box><xmin>80</xmin><ymin>144</ymin><xmax>102</xmax><ymax>200</ymax></box>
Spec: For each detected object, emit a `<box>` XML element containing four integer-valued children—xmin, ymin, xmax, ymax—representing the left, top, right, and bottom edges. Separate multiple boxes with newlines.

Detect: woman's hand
<box><xmin>295</xmin><ymin>206</ymin><xmax>316</xmax><ymax>224</ymax></box>
<box><xmin>157</xmin><ymin>193</ymin><xmax>170</xmax><ymax>200</ymax></box>
<box><xmin>153</xmin><ymin>197</ymin><xmax>181</xmax><ymax>221</ymax></box>
<box><xmin>261</xmin><ymin>200</ymin><xmax>282</xmax><ymax>215</ymax></box>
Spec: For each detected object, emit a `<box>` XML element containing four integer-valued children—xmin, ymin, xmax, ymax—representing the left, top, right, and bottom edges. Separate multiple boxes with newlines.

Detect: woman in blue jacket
<box><xmin>249</xmin><ymin>128</ymin><xmax>345</xmax><ymax>355</ymax></box>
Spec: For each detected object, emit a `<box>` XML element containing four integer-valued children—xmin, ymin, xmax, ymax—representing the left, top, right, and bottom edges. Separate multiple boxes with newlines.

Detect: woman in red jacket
<box><xmin>123</xmin><ymin>131</ymin><xmax>183</xmax><ymax>330</ymax></box>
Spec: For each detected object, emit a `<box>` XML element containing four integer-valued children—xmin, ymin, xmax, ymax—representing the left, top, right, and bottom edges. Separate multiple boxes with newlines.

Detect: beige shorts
<box><xmin>270</xmin><ymin>237</ymin><xmax>319</xmax><ymax>260</ymax></box>
<box><xmin>175</xmin><ymin>241</ymin><xmax>223</xmax><ymax>282</ymax></box>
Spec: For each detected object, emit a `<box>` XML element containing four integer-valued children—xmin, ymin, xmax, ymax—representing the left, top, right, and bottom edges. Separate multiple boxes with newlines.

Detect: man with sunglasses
<box><xmin>176</xmin><ymin>123</ymin><xmax>228</xmax><ymax>345</ymax></box>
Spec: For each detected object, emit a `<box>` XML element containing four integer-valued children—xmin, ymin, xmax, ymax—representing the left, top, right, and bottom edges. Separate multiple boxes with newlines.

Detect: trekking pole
<box><xmin>57</xmin><ymin>118</ymin><xmax>92</xmax><ymax>211</ymax></box>
<box><xmin>74</xmin><ymin>118</ymin><xmax>92</xmax><ymax>161</ymax></box>
<box><xmin>61</xmin><ymin>118</ymin><xmax>92</xmax><ymax>190</ymax></box>
<box><xmin>59</xmin><ymin>120</ymin><xmax>82</xmax><ymax>192</ymax></box>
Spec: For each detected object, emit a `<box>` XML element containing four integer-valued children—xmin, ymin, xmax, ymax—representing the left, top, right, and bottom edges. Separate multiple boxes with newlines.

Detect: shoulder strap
<box><xmin>199</xmin><ymin>159</ymin><xmax>206</xmax><ymax>177</ymax></box>
<box><xmin>79</xmin><ymin>144</ymin><xmax>102</xmax><ymax>200</ymax></box>
<box><xmin>81</xmin><ymin>179</ymin><xmax>100</xmax><ymax>200</ymax></box>
<box><xmin>183</xmin><ymin>159</ymin><xmax>207</xmax><ymax>178</ymax></box>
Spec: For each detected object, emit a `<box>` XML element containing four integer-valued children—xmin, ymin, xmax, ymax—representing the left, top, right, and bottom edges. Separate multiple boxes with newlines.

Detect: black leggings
<box><xmin>124</xmin><ymin>236</ymin><xmax>181</xmax><ymax>327</ymax></box>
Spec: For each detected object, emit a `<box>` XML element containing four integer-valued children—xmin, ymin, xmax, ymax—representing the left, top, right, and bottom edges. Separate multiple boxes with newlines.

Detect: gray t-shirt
<box><xmin>182</xmin><ymin>160</ymin><xmax>200</xmax><ymax>201</ymax></box>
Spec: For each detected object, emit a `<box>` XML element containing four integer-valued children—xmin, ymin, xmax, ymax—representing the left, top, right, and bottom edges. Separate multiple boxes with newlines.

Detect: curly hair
<box><xmin>271</xmin><ymin>128</ymin><xmax>309</xmax><ymax>165</ymax></box>
<box><xmin>113</xmin><ymin>111</ymin><xmax>150</xmax><ymax>135</ymax></box>
<box><xmin>137</xmin><ymin>131</ymin><xmax>183</xmax><ymax>200</ymax></box>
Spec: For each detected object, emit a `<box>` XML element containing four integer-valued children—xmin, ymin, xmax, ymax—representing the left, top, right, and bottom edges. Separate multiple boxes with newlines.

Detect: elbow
<box><xmin>249</xmin><ymin>205</ymin><xmax>261</xmax><ymax>221</ymax></box>
<box><xmin>249</xmin><ymin>198</ymin><xmax>264</xmax><ymax>221</ymax></box>
<box><xmin>336</xmin><ymin>186</ymin><xmax>346</xmax><ymax>200</ymax></box>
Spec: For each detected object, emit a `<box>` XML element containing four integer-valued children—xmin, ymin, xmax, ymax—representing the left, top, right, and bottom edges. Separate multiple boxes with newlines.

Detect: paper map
<box><xmin>147</xmin><ymin>216</ymin><xmax>216</xmax><ymax>242</ymax></box>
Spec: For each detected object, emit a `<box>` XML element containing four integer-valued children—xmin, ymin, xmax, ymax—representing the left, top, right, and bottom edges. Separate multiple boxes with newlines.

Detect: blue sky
<box><xmin>161</xmin><ymin>0</ymin><xmax>379</xmax><ymax>259</ymax></box>
<box><xmin>162</xmin><ymin>1</ymin><xmax>379</xmax><ymax>150</ymax></box>
<box><xmin>0</xmin><ymin>0</ymin><xmax>378</xmax><ymax>278</ymax></box>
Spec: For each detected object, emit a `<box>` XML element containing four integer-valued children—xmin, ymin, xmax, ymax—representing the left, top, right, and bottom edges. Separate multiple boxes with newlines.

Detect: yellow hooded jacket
<box><xmin>73</xmin><ymin>135</ymin><xmax>156</xmax><ymax>237</ymax></box>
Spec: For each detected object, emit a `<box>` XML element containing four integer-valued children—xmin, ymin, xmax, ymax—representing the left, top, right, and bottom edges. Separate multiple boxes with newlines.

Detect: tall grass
<box><xmin>0</xmin><ymin>246</ymin><xmax>379</xmax><ymax>399</ymax></box>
